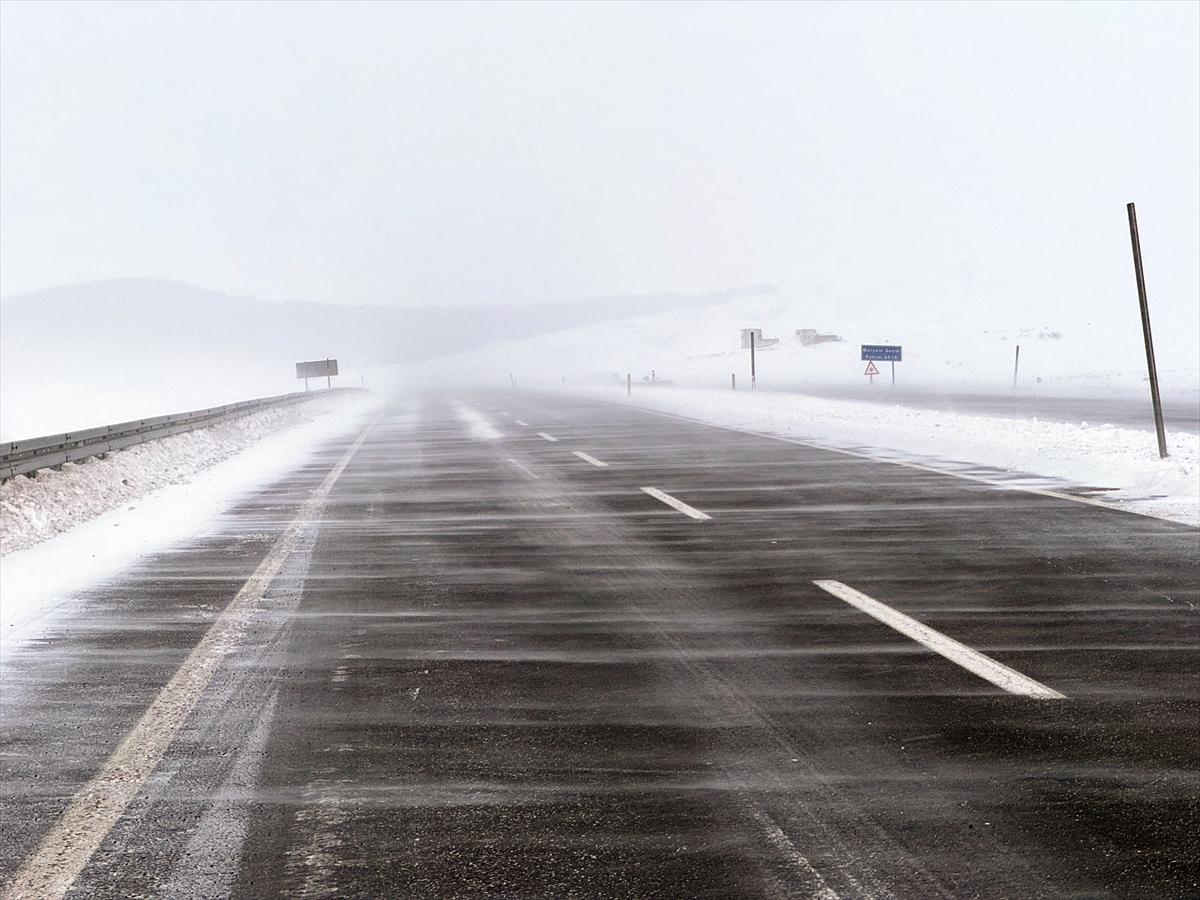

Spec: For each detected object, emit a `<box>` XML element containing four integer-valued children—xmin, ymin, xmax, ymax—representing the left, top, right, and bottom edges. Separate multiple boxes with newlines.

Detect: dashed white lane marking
<box><xmin>572</xmin><ymin>451</ymin><xmax>609</xmax><ymax>468</ymax></box>
<box><xmin>640</xmin><ymin>487</ymin><xmax>712</xmax><ymax>521</ymax></box>
<box><xmin>1</xmin><ymin>416</ymin><xmax>382</xmax><ymax>900</ymax></box>
<box><xmin>536</xmin><ymin>432</ymin><xmax>558</xmax><ymax>442</ymax></box>
<box><xmin>514</xmin><ymin>420</ymin><xmax>529</xmax><ymax>427</ymax></box>
<box><xmin>813</xmin><ymin>580</ymin><xmax>1066</xmax><ymax>699</ymax></box>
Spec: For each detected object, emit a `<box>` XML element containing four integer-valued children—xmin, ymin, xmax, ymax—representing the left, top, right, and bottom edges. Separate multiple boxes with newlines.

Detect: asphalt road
<box><xmin>2</xmin><ymin>392</ymin><xmax>1197</xmax><ymax>899</ymax></box>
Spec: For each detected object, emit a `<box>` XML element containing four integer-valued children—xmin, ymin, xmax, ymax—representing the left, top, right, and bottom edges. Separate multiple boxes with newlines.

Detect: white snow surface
<box><xmin>1</xmin><ymin>392</ymin><xmax>380</xmax><ymax>651</ymax></box>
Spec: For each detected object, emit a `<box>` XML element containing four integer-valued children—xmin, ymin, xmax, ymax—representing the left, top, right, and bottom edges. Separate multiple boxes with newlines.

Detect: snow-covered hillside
<box><xmin>391</xmin><ymin>290</ymin><xmax>1199</xmax><ymax>399</ymax></box>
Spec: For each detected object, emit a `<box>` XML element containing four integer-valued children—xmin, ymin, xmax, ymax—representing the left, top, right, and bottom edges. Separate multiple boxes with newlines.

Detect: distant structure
<box><xmin>741</xmin><ymin>328</ymin><xmax>779</xmax><ymax>349</ymax></box>
<box><xmin>795</xmin><ymin>329</ymin><xmax>842</xmax><ymax>346</ymax></box>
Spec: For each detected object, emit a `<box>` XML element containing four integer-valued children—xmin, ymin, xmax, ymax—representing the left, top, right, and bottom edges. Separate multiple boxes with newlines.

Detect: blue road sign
<box><xmin>861</xmin><ymin>344</ymin><xmax>901</xmax><ymax>362</ymax></box>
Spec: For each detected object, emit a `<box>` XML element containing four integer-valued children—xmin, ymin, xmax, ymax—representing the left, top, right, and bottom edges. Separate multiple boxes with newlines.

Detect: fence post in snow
<box><xmin>1126</xmin><ymin>202</ymin><xmax>1169</xmax><ymax>459</ymax></box>
<box><xmin>731</xmin><ymin>374</ymin><xmax>736</xmax><ymax>391</ymax></box>
<box><xmin>1012</xmin><ymin>345</ymin><xmax>1020</xmax><ymax>389</ymax></box>
<box><xmin>627</xmin><ymin>374</ymin><xmax>631</xmax><ymax>396</ymax></box>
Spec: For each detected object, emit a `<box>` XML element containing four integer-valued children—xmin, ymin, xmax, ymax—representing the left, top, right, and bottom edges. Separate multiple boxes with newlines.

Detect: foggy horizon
<box><xmin>2</xmin><ymin>1</ymin><xmax>1197</xmax><ymax>324</ymax></box>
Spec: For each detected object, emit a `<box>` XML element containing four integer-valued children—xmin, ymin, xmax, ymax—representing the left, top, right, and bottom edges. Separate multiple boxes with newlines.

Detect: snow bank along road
<box><xmin>2</xmin><ymin>393</ymin><xmax>1197</xmax><ymax>899</ymax></box>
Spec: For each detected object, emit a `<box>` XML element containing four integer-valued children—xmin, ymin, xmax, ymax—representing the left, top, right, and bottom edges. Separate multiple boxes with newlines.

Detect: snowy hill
<box><xmin>391</xmin><ymin>289</ymin><xmax>1200</xmax><ymax>400</ymax></box>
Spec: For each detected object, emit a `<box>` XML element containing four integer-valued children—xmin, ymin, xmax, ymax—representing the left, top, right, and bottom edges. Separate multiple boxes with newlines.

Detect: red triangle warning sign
<box><xmin>864</xmin><ymin>361</ymin><xmax>880</xmax><ymax>376</ymax></box>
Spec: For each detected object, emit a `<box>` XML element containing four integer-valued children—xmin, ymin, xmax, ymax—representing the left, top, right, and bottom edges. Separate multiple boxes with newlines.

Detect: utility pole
<box><xmin>1126</xmin><ymin>203</ymin><xmax>1169</xmax><ymax>458</ymax></box>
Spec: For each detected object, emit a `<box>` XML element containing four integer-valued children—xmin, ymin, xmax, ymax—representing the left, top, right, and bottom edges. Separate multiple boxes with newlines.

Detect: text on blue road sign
<box><xmin>861</xmin><ymin>345</ymin><xmax>902</xmax><ymax>362</ymax></box>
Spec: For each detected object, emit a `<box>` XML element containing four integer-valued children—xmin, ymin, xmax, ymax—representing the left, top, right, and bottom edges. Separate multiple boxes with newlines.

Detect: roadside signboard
<box><xmin>864</xmin><ymin>361</ymin><xmax>880</xmax><ymax>377</ymax></box>
<box><xmin>296</xmin><ymin>359</ymin><xmax>338</xmax><ymax>378</ymax></box>
<box><xmin>296</xmin><ymin>358</ymin><xmax>338</xmax><ymax>389</ymax></box>
<box><xmin>861</xmin><ymin>345</ymin><xmax>901</xmax><ymax>362</ymax></box>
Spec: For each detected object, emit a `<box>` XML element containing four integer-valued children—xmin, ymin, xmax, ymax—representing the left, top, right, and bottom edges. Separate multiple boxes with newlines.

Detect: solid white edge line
<box><xmin>1</xmin><ymin>414</ymin><xmax>383</xmax><ymax>900</ymax></box>
<box><xmin>640</xmin><ymin>486</ymin><xmax>712</xmax><ymax>520</ymax></box>
<box><xmin>536</xmin><ymin>432</ymin><xmax>558</xmax><ymax>442</ymax></box>
<box><xmin>813</xmin><ymin>580</ymin><xmax>1065</xmax><ymax>699</ymax></box>
<box><xmin>572</xmin><ymin>451</ymin><xmax>609</xmax><ymax>468</ymax></box>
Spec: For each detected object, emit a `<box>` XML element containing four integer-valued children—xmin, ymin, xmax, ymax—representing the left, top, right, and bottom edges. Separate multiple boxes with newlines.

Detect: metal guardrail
<box><xmin>2</xmin><ymin>389</ymin><xmax>361</xmax><ymax>481</ymax></box>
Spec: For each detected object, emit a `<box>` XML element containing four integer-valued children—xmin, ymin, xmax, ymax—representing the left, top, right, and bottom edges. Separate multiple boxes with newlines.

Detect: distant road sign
<box><xmin>864</xmin><ymin>361</ymin><xmax>880</xmax><ymax>377</ymax></box>
<box><xmin>861</xmin><ymin>344</ymin><xmax>901</xmax><ymax>362</ymax></box>
<box><xmin>296</xmin><ymin>359</ymin><xmax>338</xmax><ymax>378</ymax></box>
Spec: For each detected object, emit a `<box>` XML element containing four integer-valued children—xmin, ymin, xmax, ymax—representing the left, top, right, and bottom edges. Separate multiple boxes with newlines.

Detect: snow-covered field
<box><xmin>1</xmin><ymin>392</ymin><xmax>380</xmax><ymax>650</ymax></box>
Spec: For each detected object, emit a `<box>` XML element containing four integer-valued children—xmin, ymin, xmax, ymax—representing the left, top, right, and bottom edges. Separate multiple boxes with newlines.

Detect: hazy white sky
<box><xmin>2</xmin><ymin>1</ymin><xmax>1197</xmax><ymax>321</ymax></box>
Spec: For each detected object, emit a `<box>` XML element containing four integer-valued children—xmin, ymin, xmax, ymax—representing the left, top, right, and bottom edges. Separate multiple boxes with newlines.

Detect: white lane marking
<box><xmin>1</xmin><ymin>416</ymin><xmax>381</xmax><ymax>900</ymax></box>
<box><xmin>640</xmin><ymin>487</ymin><xmax>712</xmax><ymax>521</ymax></box>
<box><xmin>536</xmin><ymin>432</ymin><xmax>558</xmax><ymax>442</ymax></box>
<box><xmin>751</xmin><ymin>810</ymin><xmax>841</xmax><ymax>899</ymax></box>
<box><xmin>572</xmin><ymin>451</ymin><xmax>609</xmax><ymax>468</ymax></box>
<box><xmin>514</xmin><ymin>420</ymin><xmax>529</xmax><ymax>427</ymax></box>
<box><xmin>813</xmin><ymin>580</ymin><xmax>1066</xmax><ymax>699</ymax></box>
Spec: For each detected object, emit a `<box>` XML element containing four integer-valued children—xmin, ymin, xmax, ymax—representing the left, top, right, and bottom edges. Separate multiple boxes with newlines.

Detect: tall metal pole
<box><xmin>750</xmin><ymin>331</ymin><xmax>756</xmax><ymax>392</ymax></box>
<box><xmin>1126</xmin><ymin>203</ymin><xmax>1169</xmax><ymax>458</ymax></box>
